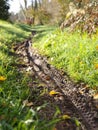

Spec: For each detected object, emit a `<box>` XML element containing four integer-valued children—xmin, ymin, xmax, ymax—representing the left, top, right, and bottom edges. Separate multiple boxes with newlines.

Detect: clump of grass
<box><xmin>33</xmin><ymin>28</ymin><xmax>98</xmax><ymax>89</ymax></box>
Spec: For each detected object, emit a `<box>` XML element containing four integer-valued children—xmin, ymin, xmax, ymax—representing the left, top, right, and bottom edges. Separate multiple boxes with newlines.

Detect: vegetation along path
<box><xmin>13</xmin><ymin>32</ymin><xmax>98</xmax><ymax>130</ymax></box>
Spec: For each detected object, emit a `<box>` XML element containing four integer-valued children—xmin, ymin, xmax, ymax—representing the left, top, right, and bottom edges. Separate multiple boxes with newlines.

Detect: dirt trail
<box><xmin>13</xmin><ymin>35</ymin><xmax>98</xmax><ymax>130</ymax></box>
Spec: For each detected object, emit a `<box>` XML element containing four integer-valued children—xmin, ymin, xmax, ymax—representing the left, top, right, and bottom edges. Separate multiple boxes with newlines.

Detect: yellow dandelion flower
<box><xmin>0</xmin><ymin>76</ymin><xmax>6</xmax><ymax>81</ymax></box>
<box><xmin>49</xmin><ymin>90</ymin><xmax>59</xmax><ymax>96</ymax></box>
<box><xmin>95</xmin><ymin>64</ymin><xmax>98</xmax><ymax>69</ymax></box>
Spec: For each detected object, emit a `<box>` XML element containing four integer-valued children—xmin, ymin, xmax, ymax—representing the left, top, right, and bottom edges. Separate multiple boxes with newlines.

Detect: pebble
<box><xmin>34</xmin><ymin>59</ymin><xmax>42</xmax><ymax>65</ymax></box>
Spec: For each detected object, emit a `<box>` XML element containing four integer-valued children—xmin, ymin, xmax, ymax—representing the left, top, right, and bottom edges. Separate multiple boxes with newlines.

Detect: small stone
<box><xmin>33</xmin><ymin>65</ymin><xmax>40</xmax><ymax>71</ymax></box>
<box><xmin>34</xmin><ymin>59</ymin><xmax>42</xmax><ymax>65</ymax></box>
<box><xmin>24</xmin><ymin>58</ymin><xmax>29</xmax><ymax>63</ymax></box>
<box><xmin>59</xmin><ymin>96</ymin><xmax>64</xmax><ymax>101</ymax></box>
<box><xmin>26</xmin><ymin>66</ymin><xmax>32</xmax><ymax>72</ymax></box>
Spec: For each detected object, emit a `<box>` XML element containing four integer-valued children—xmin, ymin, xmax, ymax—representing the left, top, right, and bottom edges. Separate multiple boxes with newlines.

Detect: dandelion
<box><xmin>0</xmin><ymin>76</ymin><xmax>6</xmax><ymax>81</ymax></box>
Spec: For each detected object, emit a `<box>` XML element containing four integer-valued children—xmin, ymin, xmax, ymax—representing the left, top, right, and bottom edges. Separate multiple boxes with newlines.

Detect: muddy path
<box><xmin>13</xmin><ymin>34</ymin><xmax>98</xmax><ymax>130</ymax></box>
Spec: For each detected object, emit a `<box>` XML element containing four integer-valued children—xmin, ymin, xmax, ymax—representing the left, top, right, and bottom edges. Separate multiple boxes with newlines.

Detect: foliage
<box><xmin>60</xmin><ymin>1</ymin><xmax>98</xmax><ymax>35</ymax></box>
<box><xmin>10</xmin><ymin>0</ymin><xmax>61</xmax><ymax>25</ymax></box>
<box><xmin>33</xmin><ymin>26</ymin><xmax>98</xmax><ymax>89</ymax></box>
<box><xmin>37</xmin><ymin>9</ymin><xmax>52</xmax><ymax>24</ymax></box>
<box><xmin>57</xmin><ymin>0</ymin><xmax>71</xmax><ymax>19</ymax></box>
<box><xmin>0</xmin><ymin>0</ymin><xmax>10</xmax><ymax>20</ymax></box>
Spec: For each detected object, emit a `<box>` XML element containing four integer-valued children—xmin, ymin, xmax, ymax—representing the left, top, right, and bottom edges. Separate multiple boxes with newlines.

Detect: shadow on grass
<box><xmin>32</xmin><ymin>25</ymin><xmax>56</xmax><ymax>31</ymax></box>
<box><xmin>34</xmin><ymin>32</ymin><xmax>48</xmax><ymax>43</ymax></box>
<box><xmin>16</xmin><ymin>23</ymin><xmax>32</xmax><ymax>32</ymax></box>
<box><xmin>32</xmin><ymin>25</ymin><xmax>56</xmax><ymax>42</ymax></box>
<box><xmin>0</xmin><ymin>25</ymin><xmax>30</xmax><ymax>39</ymax></box>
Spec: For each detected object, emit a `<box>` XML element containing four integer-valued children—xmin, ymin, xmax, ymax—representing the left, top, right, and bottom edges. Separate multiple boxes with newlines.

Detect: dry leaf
<box><xmin>52</xmin><ymin>128</ymin><xmax>57</xmax><ymax>130</ymax></box>
<box><xmin>49</xmin><ymin>90</ymin><xmax>60</xmax><ymax>96</ymax></box>
<box><xmin>95</xmin><ymin>105</ymin><xmax>98</xmax><ymax>109</ymax></box>
<box><xmin>95</xmin><ymin>64</ymin><xmax>98</xmax><ymax>69</ymax></box>
<box><xmin>93</xmin><ymin>93</ymin><xmax>98</xmax><ymax>99</ymax></box>
<box><xmin>96</xmin><ymin>45</ymin><xmax>98</xmax><ymax>50</ymax></box>
<box><xmin>26</xmin><ymin>102</ymin><xmax>33</xmax><ymax>107</ymax></box>
<box><xmin>62</xmin><ymin>114</ymin><xmax>71</xmax><ymax>120</ymax></box>
<box><xmin>23</xmin><ymin>99</ymin><xmax>33</xmax><ymax>107</ymax></box>
<box><xmin>0</xmin><ymin>76</ymin><xmax>6</xmax><ymax>81</ymax></box>
<box><xmin>45</xmin><ymin>76</ymin><xmax>51</xmax><ymax>80</ymax></box>
<box><xmin>93</xmin><ymin>94</ymin><xmax>98</xmax><ymax>109</ymax></box>
<box><xmin>79</xmin><ymin>90</ymin><xmax>84</xmax><ymax>94</ymax></box>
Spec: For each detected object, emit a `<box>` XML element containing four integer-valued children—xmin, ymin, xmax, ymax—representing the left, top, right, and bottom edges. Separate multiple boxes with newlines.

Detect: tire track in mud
<box><xmin>14</xmin><ymin>36</ymin><xmax>98</xmax><ymax>130</ymax></box>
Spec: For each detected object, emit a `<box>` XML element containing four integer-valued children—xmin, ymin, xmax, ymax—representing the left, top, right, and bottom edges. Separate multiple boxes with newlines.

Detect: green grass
<box><xmin>32</xmin><ymin>25</ymin><xmax>57</xmax><ymax>43</ymax></box>
<box><xmin>33</xmin><ymin>28</ymin><xmax>98</xmax><ymax>89</ymax></box>
<box><xmin>0</xmin><ymin>21</ymin><xmax>60</xmax><ymax>130</ymax></box>
<box><xmin>0</xmin><ymin>20</ymin><xmax>32</xmax><ymax>129</ymax></box>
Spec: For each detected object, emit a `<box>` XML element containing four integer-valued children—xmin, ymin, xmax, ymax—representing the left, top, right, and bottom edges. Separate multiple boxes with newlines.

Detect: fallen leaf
<box><xmin>96</xmin><ymin>45</ymin><xmax>98</xmax><ymax>50</ymax></box>
<box><xmin>23</xmin><ymin>99</ymin><xmax>28</xmax><ymax>106</ymax></box>
<box><xmin>26</xmin><ymin>102</ymin><xmax>33</xmax><ymax>107</ymax></box>
<box><xmin>93</xmin><ymin>93</ymin><xmax>98</xmax><ymax>99</ymax></box>
<box><xmin>52</xmin><ymin>128</ymin><xmax>57</xmax><ymax>130</ymax></box>
<box><xmin>95</xmin><ymin>105</ymin><xmax>98</xmax><ymax>109</ymax></box>
<box><xmin>49</xmin><ymin>90</ymin><xmax>60</xmax><ymax>96</ymax></box>
<box><xmin>45</xmin><ymin>76</ymin><xmax>51</xmax><ymax>80</ymax></box>
<box><xmin>95</xmin><ymin>64</ymin><xmax>98</xmax><ymax>69</ymax></box>
<box><xmin>0</xmin><ymin>76</ymin><xmax>6</xmax><ymax>81</ymax></box>
<box><xmin>23</xmin><ymin>100</ymin><xmax>33</xmax><ymax>107</ymax></box>
<box><xmin>62</xmin><ymin>114</ymin><xmax>71</xmax><ymax>120</ymax></box>
<box><xmin>66</xmin><ymin>12</ymin><xmax>72</xmax><ymax>19</ymax></box>
<box><xmin>79</xmin><ymin>90</ymin><xmax>84</xmax><ymax>94</ymax></box>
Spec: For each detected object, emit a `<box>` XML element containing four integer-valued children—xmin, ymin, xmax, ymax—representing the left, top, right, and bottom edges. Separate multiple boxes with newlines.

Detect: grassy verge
<box><xmin>0</xmin><ymin>21</ymin><xmax>65</xmax><ymax>130</ymax></box>
<box><xmin>33</xmin><ymin>28</ymin><xmax>98</xmax><ymax>89</ymax></box>
<box><xmin>0</xmin><ymin>20</ymin><xmax>32</xmax><ymax>129</ymax></box>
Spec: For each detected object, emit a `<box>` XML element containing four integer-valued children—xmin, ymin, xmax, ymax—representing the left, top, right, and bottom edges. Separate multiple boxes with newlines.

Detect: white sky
<box><xmin>9</xmin><ymin>0</ymin><xmax>31</xmax><ymax>14</ymax></box>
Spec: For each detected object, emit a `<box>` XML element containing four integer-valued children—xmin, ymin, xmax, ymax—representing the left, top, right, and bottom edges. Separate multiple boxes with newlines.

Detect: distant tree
<box><xmin>24</xmin><ymin>0</ymin><xmax>27</xmax><ymax>10</ymax></box>
<box><xmin>0</xmin><ymin>0</ymin><xmax>10</xmax><ymax>20</ymax></box>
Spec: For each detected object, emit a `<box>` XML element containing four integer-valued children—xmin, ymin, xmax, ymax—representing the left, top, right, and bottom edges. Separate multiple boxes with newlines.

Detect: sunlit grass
<box><xmin>33</xmin><ymin>29</ymin><xmax>98</xmax><ymax>89</ymax></box>
<box><xmin>0</xmin><ymin>20</ymin><xmax>31</xmax><ymax>45</ymax></box>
